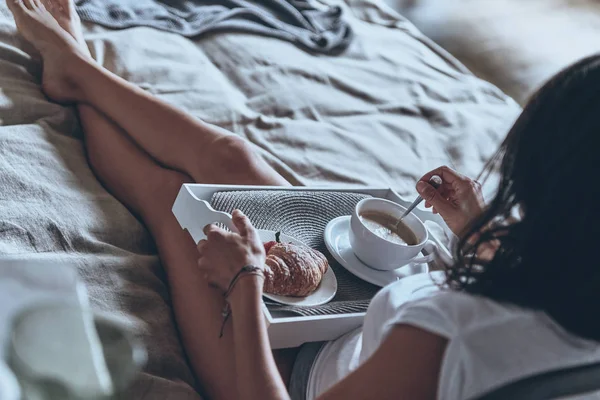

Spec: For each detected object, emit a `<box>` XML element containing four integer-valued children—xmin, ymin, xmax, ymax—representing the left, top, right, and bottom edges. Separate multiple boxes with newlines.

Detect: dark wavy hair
<box><xmin>446</xmin><ymin>55</ymin><xmax>600</xmax><ymax>341</ymax></box>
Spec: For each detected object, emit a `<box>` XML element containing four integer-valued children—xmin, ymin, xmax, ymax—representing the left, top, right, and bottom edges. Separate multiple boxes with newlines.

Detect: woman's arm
<box><xmin>228</xmin><ymin>276</ymin><xmax>289</xmax><ymax>400</ymax></box>
<box><xmin>319</xmin><ymin>325</ymin><xmax>447</xmax><ymax>400</ymax></box>
<box><xmin>198</xmin><ymin>210</ymin><xmax>447</xmax><ymax>400</ymax></box>
<box><xmin>227</xmin><ymin>282</ymin><xmax>448</xmax><ymax>400</ymax></box>
<box><xmin>221</xmin><ymin>277</ymin><xmax>448</xmax><ymax>400</ymax></box>
<box><xmin>197</xmin><ymin>211</ymin><xmax>290</xmax><ymax>400</ymax></box>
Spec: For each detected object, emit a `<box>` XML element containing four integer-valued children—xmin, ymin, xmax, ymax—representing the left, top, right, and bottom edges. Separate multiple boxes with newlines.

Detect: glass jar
<box><xmin>7</xmin><ymin>304</ymin><xmax>146</xmax><ymax>400</ymax></box>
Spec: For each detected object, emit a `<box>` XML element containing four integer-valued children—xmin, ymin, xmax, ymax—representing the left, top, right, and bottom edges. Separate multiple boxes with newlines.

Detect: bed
<box><xmin>396</xmin><ymin>0</ymin><xmax>600</xmax><ymax>104</ymax></box>
<box><xmin>0</xmin><ymin>0</ymin><xmax>520</xmax><ymax>398</ymax></box>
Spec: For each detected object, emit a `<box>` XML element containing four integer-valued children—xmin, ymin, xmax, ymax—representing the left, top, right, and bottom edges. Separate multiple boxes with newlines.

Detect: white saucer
<box><xmin>258</xmin><ymin>230</ymin><xmax>337</xmax><ymax>307</ymax></box>
<box><xmin>323</xmin><ymin>216</ymin><xmax>428</xmax><ymax>288</ymax></box>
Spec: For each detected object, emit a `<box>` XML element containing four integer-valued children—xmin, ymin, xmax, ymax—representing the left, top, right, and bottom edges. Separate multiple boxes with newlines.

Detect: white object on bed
<box><xmin>0</xmin><ymin>257</ymin><xmax>112</xmax><ymax>397</ymax></box>
<box><xmin>0</xmin><ymin>362</ymin><xmax>19</xmax><ymax>400</ymax></box>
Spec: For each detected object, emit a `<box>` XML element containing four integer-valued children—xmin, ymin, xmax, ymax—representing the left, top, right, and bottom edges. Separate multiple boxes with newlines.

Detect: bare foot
<box><xmin>8</xmin><ymin>0</ymin><xmax>89</xmax><ymax>102</ymax></box>
<box><xmin>39</xmin><ymin>0</ymin><xmax>90</xmax><ymax>56</ymax></box>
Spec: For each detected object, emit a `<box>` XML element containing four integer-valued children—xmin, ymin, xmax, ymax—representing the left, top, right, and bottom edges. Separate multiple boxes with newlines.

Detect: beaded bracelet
<box><xmin>219</xmin><ymin>265</ymin><xmax>264</xmax><ymax>338</ymax></box>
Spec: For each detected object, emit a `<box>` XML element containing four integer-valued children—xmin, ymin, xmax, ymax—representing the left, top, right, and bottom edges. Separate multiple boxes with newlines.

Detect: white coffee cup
<box><xmin>349</xmin><ymin>198</ymin><xmax>437</xmax><ymax>271</ymax></box>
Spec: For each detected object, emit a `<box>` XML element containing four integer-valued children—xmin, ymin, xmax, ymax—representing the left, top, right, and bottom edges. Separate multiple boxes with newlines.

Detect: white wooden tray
<box><xmin>172</xmin><ymin>184</ymin><xmax>451</xmax><ymax>349</ymax></box>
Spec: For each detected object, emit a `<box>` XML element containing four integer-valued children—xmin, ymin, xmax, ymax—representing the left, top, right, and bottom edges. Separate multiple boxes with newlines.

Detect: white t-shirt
<box><xmin>306</xmin><ymin>272</ymin><xmax>600</xmax><ymax>399</ymax></box>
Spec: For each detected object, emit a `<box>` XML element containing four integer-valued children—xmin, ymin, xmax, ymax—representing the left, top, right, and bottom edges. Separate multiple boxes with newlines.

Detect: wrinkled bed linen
<box><xmin>76</xmin><ymin>0</ymin><xmax>353</xmax><ymax>54</ymax></box>
<box><xmin>0</xmin><ymin>0</ymin><xmax>520</xmax><ymax>398</ymax></box>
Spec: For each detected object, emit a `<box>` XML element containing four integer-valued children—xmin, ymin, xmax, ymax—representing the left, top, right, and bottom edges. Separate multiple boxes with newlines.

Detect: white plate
<box><xmin>323</xmin><ymin>216</ymin><xmax>428</xmax><ymax>288</ymax></box>
<box><xmin>258</xmin><ymin>230</ymin><xmax>337</xmax><ymax>307</ymax></box>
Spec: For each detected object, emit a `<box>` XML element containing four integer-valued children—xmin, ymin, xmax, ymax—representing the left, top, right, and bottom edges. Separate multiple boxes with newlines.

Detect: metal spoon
<box><xmin>396</xmin><ymin>175</ymin><xmax>443</xmax><ymax>229</ymax></box>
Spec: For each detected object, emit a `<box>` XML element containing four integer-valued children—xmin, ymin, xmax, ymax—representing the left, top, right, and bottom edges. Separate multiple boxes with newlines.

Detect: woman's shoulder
<box><xmin>369</xmin><ymin>271</ymin><xmax>515</xmax><ymax>317</ymax></box>
<box><xmin>371</xmin><ymin>272</ymin><xmax>539</xmax><ymax>340</ymax></box>
<box><xmin>399</xmin><ymin>287</ymin><xmax>535</xmax><ymax>331</ymax></box>
<box><xmin>406</xmin><ymin>289</ymin><xmax>517</xmax><ymax>317</ymax></box>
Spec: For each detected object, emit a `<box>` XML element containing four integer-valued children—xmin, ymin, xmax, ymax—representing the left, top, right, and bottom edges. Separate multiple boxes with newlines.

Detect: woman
<box><xmin>9</xmin><ymin>0</ymin><xmax>600</xmax><ymax>399</ymax></box>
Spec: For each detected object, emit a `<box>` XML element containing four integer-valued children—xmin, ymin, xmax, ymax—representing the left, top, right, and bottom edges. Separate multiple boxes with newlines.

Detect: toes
<box><xmin>39</xmin><ymin>0</ymin><xmax>56</xmax><ymax>13</ymax></box>
<box><xmin>7</xmin><ymin>0</ymin><xmax>26</xmax><ymax>13</ymax></box>
<box><xmin>8</xmin><ymin>0</ymin><xmax>40</xmax><ymax>13</ymax></box>
<box><xmin>20</xmin><ymin>0</ymin><xmax>49</xmax><ymax>13</ymax></box>
<box><xmin>19</xmin><ymin>0</ymin><xmax>35</xmax><ymax>11</ymax></box>
<box><xmin>40</xmin><ymin>0</ymin><xmax>74</xmax><ymax>20</ymax></box>
<box><xmin>7</xmin><ymin>0</ymin><xmax>32</xmax><ymax>26</ymax></box>
<box><xmin>30</xmin><ymin>0</ymin><xmax>44</xmax><ymax>9</ymax></box>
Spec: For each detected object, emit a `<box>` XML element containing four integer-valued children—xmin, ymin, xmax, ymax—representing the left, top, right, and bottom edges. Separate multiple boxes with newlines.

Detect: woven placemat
<box><xmin>211</xmin><ymin>190</ymin><xmax>380</xmax><ymax>316</ymax></box>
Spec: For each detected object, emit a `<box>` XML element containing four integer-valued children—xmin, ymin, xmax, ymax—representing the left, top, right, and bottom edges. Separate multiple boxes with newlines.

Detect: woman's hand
<box><xmin>416</xmin><ymin>166</ymin><xmax>485</xmax><ymax>235</ymax></box>
<box><xmin>197</xmin><ymin>209</ymin><xmax>266</xmax><ymax>293</ymax></box>
<box><xmin>198</xmin><ymin>212</ymin><xmax>290</xmax><ymax>400</ymax></box>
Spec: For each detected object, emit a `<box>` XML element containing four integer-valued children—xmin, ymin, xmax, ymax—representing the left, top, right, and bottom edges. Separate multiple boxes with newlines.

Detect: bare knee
<box><xmin>207</xmin><ymin>135</ymin><xmax>260</xmax><ymax>179</ymax></box>
<box><xmin>189</xmin><ymin>134</ymin><xmax>285</xmax><ymax>185</ymax></box>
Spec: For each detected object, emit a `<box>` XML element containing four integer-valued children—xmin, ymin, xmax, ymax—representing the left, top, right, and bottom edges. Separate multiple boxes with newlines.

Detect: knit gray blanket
<box><xmin>75</xmin><ymin>0</ymin><xmax>353</xmax><ymax>54</ymax></box>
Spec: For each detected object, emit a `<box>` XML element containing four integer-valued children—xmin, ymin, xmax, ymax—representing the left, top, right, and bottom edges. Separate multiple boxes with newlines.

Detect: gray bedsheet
<box><xmin>76</xmin><ymin>0</ymin><xmax>353</xmax><ymax>54</ymax></box>
<box><xmin>0</xmin><ymin>0</ymin><xmax>520</xmax><ymax>398</ymax></box>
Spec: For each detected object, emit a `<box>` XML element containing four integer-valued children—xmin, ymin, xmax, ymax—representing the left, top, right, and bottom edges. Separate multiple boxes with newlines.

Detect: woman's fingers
<box><xmin>197</xmin><ymin>254</ymin><xmax>209</xmax><ymax>273</ymax></box>
<box><xmin>231</xmin><ymin>209</ymin><xmax>249</xmax><ymax>236</ymax></box>
<box><xmin>196</xmin><ymin>239</ymin><xmax>207</xmax><ymax>255</ymax></box>
<box><xmin>416</xmin><ymin>166</ymin><xmax>485</xmax><ymax>235</ymax></box>
<box><xmin>231</xmin><ymin>209</ymin><xmax>258</xmax><ymax>241</ymax></box>
<box><xmin>416</xmin><ymin>180</ymin><xmax>453</xmax><ymax>216</ymax></box>
<box><xmin>438</xmin><ymin>185</ymin><xmax>453</xmax><ymax>200</ymax></box>
<box><xmin>419</xmin><ymin>165</ymin><xmax>466</xmax><ymax>186</ymax></box>
<box><xmin>203</xmin><ymin>223</ymin><xmax>229</xmax><ymax>241</ymax></box>
<box><xmin>196</xmin><ymin>210</ymin><xmax>266</xmax><ymax>293</ymax></box>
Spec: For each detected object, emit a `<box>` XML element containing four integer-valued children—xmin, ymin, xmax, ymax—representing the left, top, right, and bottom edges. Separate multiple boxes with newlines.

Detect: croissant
<box><xmin>263</xmin><ymin>236</ymin><xmax>329</xmax><ymax>297</ymax></box>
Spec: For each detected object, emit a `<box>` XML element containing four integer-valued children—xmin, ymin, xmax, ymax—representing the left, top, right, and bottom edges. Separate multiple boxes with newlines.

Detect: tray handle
<box><xmin>172</xmin><ymin>186</ymin><xmax>238</xmax><ymax>244</ymax></box>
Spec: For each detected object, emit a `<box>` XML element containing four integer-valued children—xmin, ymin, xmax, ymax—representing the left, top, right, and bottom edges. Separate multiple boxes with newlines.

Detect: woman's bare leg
<box><xmin>8</xmin><ymin>0</ymin><xmax>294</xmax><ymax>398</ymax></box>
<box><xmin>12</xmin><ymin>0</ymin><xmax>287</xmax><ymax>186</ymax></box>
<box><xmin>70</xmin><ymin>60</ymin><xmax>288</xmax><ymax>185</ymax></box>
<box><xmin>82</xmin><ymin>112</ymin><xmax>243</xmax><ymax>399</ymax></box>
<box><xmin>9</xmin><ymin>1</ymin><xmax>244</xmax><ymax>397</ymax></box>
